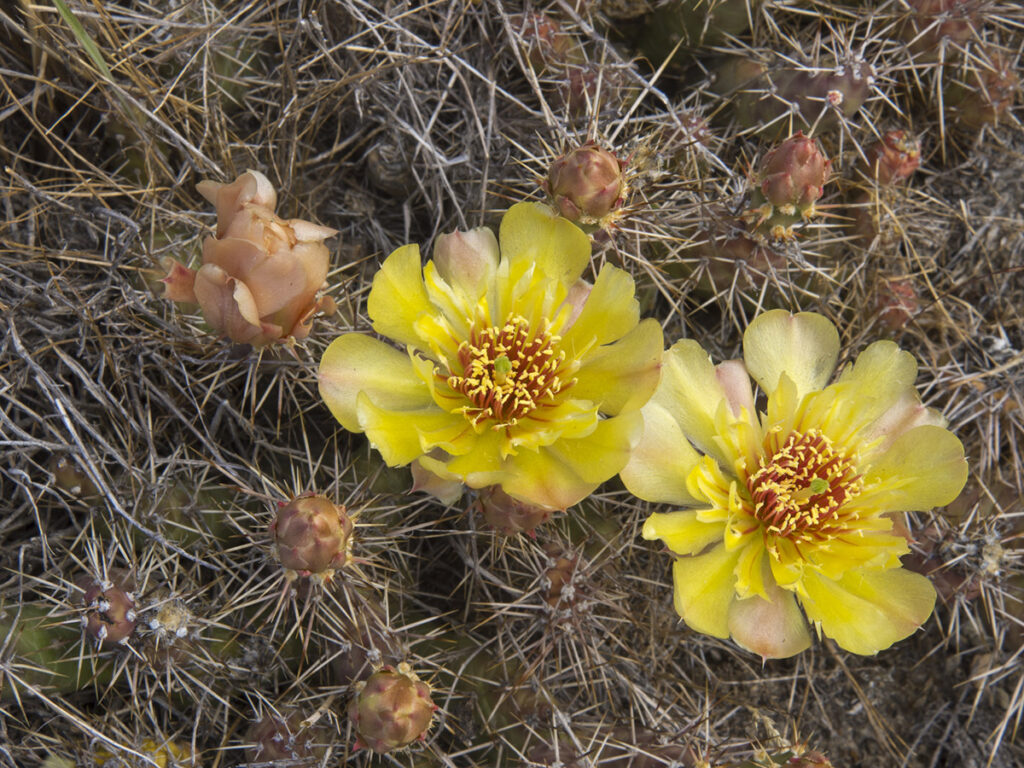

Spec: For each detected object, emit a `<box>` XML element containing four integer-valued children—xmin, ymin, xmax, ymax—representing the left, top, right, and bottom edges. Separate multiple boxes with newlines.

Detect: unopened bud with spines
<box><xmin>745</xmin><ymin>132</ymin><xmax>831</xmax><ymax>240</ymax></box>
<box><xmin>348</xmin><ymin>663</ymin><xmax>436</xmax><ymax>753</ymax></box>
<box><xmin>545</xmin><ymin>142</ymin><xmax>628</xmax><ymax>230</ymax></box>
<box><xmin>246</xmin><ymin>712</ymin><xmax>319</xmax><ymax>764</ymax></box>
<box><xmin>272</xmin><ymin>492</ymin><xmax>354</xmax><ymax>582</ymax></box>
<box><xmin>511</xmin><ymin>12</ymin><xmax>582</xmax><ymax>73</ymax></box>
<box><xmin>80</xmin><ymin>572</ymin><xmax>137</xmax><ymax>648</ymax></box>
<box><xmin>860</xmin><ymin>131</ymin><xmax>921</xmax><ymax>186</ymax></box>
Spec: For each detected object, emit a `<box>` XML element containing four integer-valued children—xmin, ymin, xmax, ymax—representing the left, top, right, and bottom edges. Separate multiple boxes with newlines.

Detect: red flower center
<box><xmin>746</xmin><ymin>428</ymin><xmax>862</xmax><ymax>540</ymax></box>
<box><xmin>445</xmin><ymin>314</ymin><xmax>570</xmax><ymax>428</ymax></box>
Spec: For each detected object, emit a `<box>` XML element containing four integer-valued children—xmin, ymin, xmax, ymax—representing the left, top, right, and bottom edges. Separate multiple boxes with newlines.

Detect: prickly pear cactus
<box><xmin>2</xmin><ymin>1</ymin><xmax>1022</xmax><ymax>767</ymax></box>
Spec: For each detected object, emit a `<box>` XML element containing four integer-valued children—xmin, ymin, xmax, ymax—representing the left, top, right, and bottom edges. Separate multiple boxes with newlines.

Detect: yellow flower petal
<box><xmin>572</xmin><ymin>318</ymin><xmax>663</xmax><ymax>415</ymax></box>
<box><xmin>743</xmin><ymin>310</ymin><xmax>839</xmax><ymax>400</ymax></box>
<box><xmin>799</xmin><ymin>568</ymin><xmax>936</xmax><ymax>655</ymax></box>
<box><xmin>356</xmin><ymin>392</ymin><xmax>469</xmax><ymax>466</ymax></box>
<box><xmin>670</xmin><ymin>544</ymin><xmax>741</xmax><ymax>638</ymax></box>
<box><xmin>860</xmin><ymin>424</ymin><xmax>968</xmax><ymax>511</ymax></box>
<box><xmin>561</xmin><ymin>265</ymin><xmax>640</xmax><ymax>351</ymax></box>
<box><xmin>642</xmin><ymin>510</ymin><xmax>724</xmax><ymax>556</ymax></box>
<box><xmin>728</xmin><ymin>581</ymin><xmax>811</xmax><ymax>659</ymax></box>
<box><xmin>655</xmin><ymin>340</ymin><xmax>737</xmax><ymax>466</ymax></box>
<box><xmin>621</xmin><ymin>401</ymin><xmax>702</xmax><ymax>506</ymax></box>
<box><xmin>733</xmin><ymin>536</ymin><xmax>768</xmax><ymax>599</ymax></box>
<box><xmin>497</xmin><ymin>411</ymin><xmax>642</xmax><ymax>510</ymax></box>
<box><xmin>318</xmin><ymin>334</ymin><xmax>433</xmax><ymax>432</ymax></box>
<box><xmin>367</xmin><ymin>244</ymin><xmax>433</xmax><ymax>348</ymax></box>
<box><xmin>499</xmin><ymin>202</ymin><xmax>590</xmax><ymax>286</ymax></box>
<box><xmin>833</xmin><ymin>340</ymin><xmax>918</xmax><ymax>428</ymax></box>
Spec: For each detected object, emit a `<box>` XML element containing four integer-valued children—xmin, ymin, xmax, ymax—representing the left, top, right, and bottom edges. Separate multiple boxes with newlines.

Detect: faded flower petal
<box><xmin>161</xmin><ymin>259</ymin><xmax>198</xmax><ymax>303</ymax></box>
<box><xmin>168</xmin><ymin>170</ymin><xmax>336</xmax><ymax>346</ymax></box>
<box><xmin>433</xmin><ymin>227</ymin><xmax>499</xmax><ymax>302</ymax></box>
<box><xmin>728</xmin><ymin>579</ymin><xmax>812</xmax><ymax>659</ymax></box>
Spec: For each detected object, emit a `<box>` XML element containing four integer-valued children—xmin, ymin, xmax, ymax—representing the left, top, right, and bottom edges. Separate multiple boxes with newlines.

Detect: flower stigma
<box><xmin>445</xmin><ymin>314</ymin><xmax>571</xmax><ymax>430</ymax></box>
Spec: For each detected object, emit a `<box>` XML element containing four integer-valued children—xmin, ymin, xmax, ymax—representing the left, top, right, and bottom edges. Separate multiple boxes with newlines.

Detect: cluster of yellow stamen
<box><xmin>746</xmin><ymin>428</ymin><xmax>863</xmax><ymax>542</ymax></box>
<box><xmin>446</xmin><ymin>314</ymin><xmax>569</xmax><ymax>429</ymax></box>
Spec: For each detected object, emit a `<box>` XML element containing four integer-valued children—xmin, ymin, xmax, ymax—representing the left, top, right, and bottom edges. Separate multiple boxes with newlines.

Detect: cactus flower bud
<box><xmin>475</xmin><ymin>485</ymin><xmax>552</xmax><ymax>536</ymax></box>
<box><xmin>745</xmin><ymin>133</ymin><xmax>830</xmax><ymax>240</ymax></box>
<box><xmin>80</xmin><ymin>572</ymin><xmax>137</xmax><ymax>648</ymax></box>
<box><xmin>511</xmin><ymin>12</ymin><xmax>581</xmax><ymax>72</ymax></box>
<box><xmin>162</xmin><ymin>170</ymin><xmax>338</xmax><ymax>347</ymax></box>
<box><xmin>875</xmin><ymin>276</ymin><xmax>920</xmax><ymax>331</ymax></box>
<box><xmin>759</xmin><ymin>132</ymin><xmax>830</xmax><ymax>211</ymax></box>
<box><xmin>272</xmin><ymin>493</ymin><xmax>354</xmax><ymax>581</ymax></box>
<box><xmin>246</xmin><ymin>712</ymin><xmax>318</xmax><ymax>764</ymax></box>
<box><xmin>861</xmin><ymin>131</ymin><xmax>921</xmax><ymax>186</ymax></box>
<box><xmin>348</xmin><ymin>663</ymin><xmax>436</xmax><ymax>753</ymax></box>
<box><xmin>545</xmin><ymin>142</ymin><xmax>628</xmax><ymax>229</ymax></box>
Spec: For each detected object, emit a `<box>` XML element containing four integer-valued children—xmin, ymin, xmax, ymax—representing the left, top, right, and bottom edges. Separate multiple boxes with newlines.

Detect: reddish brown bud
<box><xmin>759</xmin><ymin>132</ymin><xmax>830</xmax><ymax>212</ymax></box>
<box><xmin>476</xmin><ymin>485</ymin><xmax>552</xmax><ymax>536</ymax></box>
<box><xmin>80</xmin><ymin>572</ymin><xmax>137</xmax><ymax>648</ymax></box>
<box><xmin>348</xmin><ymin>663</ymin><xmax>435</xmax><ymax>753</ymax></box>
<box><xmin>862</xmin><ymin>131</ymin><xmax>921</xmax><ymax>186</ymax></box>
<box><xmin>901</xmin><ymin>0</ymin><xmax>981</xmax><ymax>55</ymax></box>
<box><xmin>875</xmin><ymin>276</ymin><xmax>920</xmax><ymax>331</ymax></box>
<box><xmin>512</xmin><ymin>12</ymin><xmax>580</xmax><ymax>72</ymax></box>
<box><xmin>545</xmin><ymin>142</ymin><xmax>627</xmax><ymax>227</ymax></box>
<box><xmin>272</xmin><ymin>493</ymin><xmax>354</xmax><ymax>580</ymax></box>
<box><xmin>788</xmin><ymin>748</ymin><xmax>835</xmax><ymax>767</ymax></box>
<box><xmin>246</xmin><ymin>712</ymin><xmax>319</xmax><ymax>764</ymax></box>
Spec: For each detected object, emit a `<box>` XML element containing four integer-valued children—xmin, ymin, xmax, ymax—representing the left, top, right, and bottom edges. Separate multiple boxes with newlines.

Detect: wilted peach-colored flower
<box><xmin>163</xmin><ymin>170</ymin><xmax>337</xmax><ymax>347</ymax></box>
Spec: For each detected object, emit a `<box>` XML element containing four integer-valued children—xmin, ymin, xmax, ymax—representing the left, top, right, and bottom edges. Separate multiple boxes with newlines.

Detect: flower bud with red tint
<box><xmin>348</xmin><ymin>663</ymin><xmax>436</xmax><ymax>753</ymax></box>
<box><xmin>861</xmin><ymin>131</ymin><xmax>921</xmax><ymax>186</ymax></box>
<box><xmin>272</xmin><ymin>492</ymin><xmax>354</xmax><ymax>581</ymax></box>
<box><xmin>80</xmin><ymin>571</ymin><xmax>137</xmax><ymax>648</ymax></box>
<box><xmin>545</xmin><ymin>142</ymin><xmax>628</xmax><ymax>229</ymax></box>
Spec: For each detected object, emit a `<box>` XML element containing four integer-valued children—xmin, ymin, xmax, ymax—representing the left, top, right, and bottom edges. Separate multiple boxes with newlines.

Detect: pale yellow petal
<box><xmin>859</xmin><ymin>424</ymin><xmax>968</xmax><ymax>512</ymax></box>
<box><xmin>728</xmin><ymin>582</ymin><xmax>811</xmax><ymax>659</ymax></box>
<box><xmin>498</xmin><ymin>411</ymin><xmax>642</xmax><ymax>510</ymax></box>
<box><xmin>743</xmin><ymin>310</ymin><xmax>839</xmax><ymax>399</ymax></box>
<box><xmin>837</xmin><ymin>340</ymin><xmax>916</xmax><ymax>408</ymax></box>
<box><xmin>799</xmin><ymin>568</ymin><xmax>936</xmax><ymax>655</ymax></box>
<box><xmin>621</xmin><ymin>401</ymin><xmax>702</xmax><ymax>506</ymax></box>
<box><xmin>318</xmin><ymin>334</ymin><xmax>433</xmax><ymax>432</ymax></box>
<box><xmin>432</xmin><ymin>227</ymin><xmax>499</xmax><ymax>302</ymax></box>
<box><xmin>561</xmin><ymin>265</ymin><xmax>640</xmax><ymax>352</ymax></box>
<box><xmin>356</xmin><ymin>393</ymin><xmax>467</xmax><ymax>467</ymax></box>
<box><xmin>641</xmin><ymin>510</ymin><xmax>724</xmax><ymax>556</ymax></box>
<box><xmin>670</xmin><ymin>544</ymin><xmax>741</xmax><ymax>638</ymax></box>
<box><xmin>499</xmin><ymin>202</ymin><xmax>590</xmax><ymax>285</ymax></box>
<box><xmin>571</xmin><ymin>318</ymin><xmax>663</xmax><ymax>415</ymax></box>
<box><xmin>367</xmin><ymin>244</ymin><xmax>434</xmax><ymax>348</ymax></box>
<box><xmin>654</xmin><ymin>339</ymin><xmax>737</xmax><ymax>466</ymax></box>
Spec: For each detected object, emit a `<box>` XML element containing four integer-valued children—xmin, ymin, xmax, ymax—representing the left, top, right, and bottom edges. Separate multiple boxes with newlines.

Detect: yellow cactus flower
<box><xmin>318</xmin><ymin>202</ymin><xmax>663</xmax><ymax>511</ymax></box>
<box><xmin>622</xmin><ymin>310</ymin><xmax>967</xmax><ymax>657</ymax></box>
